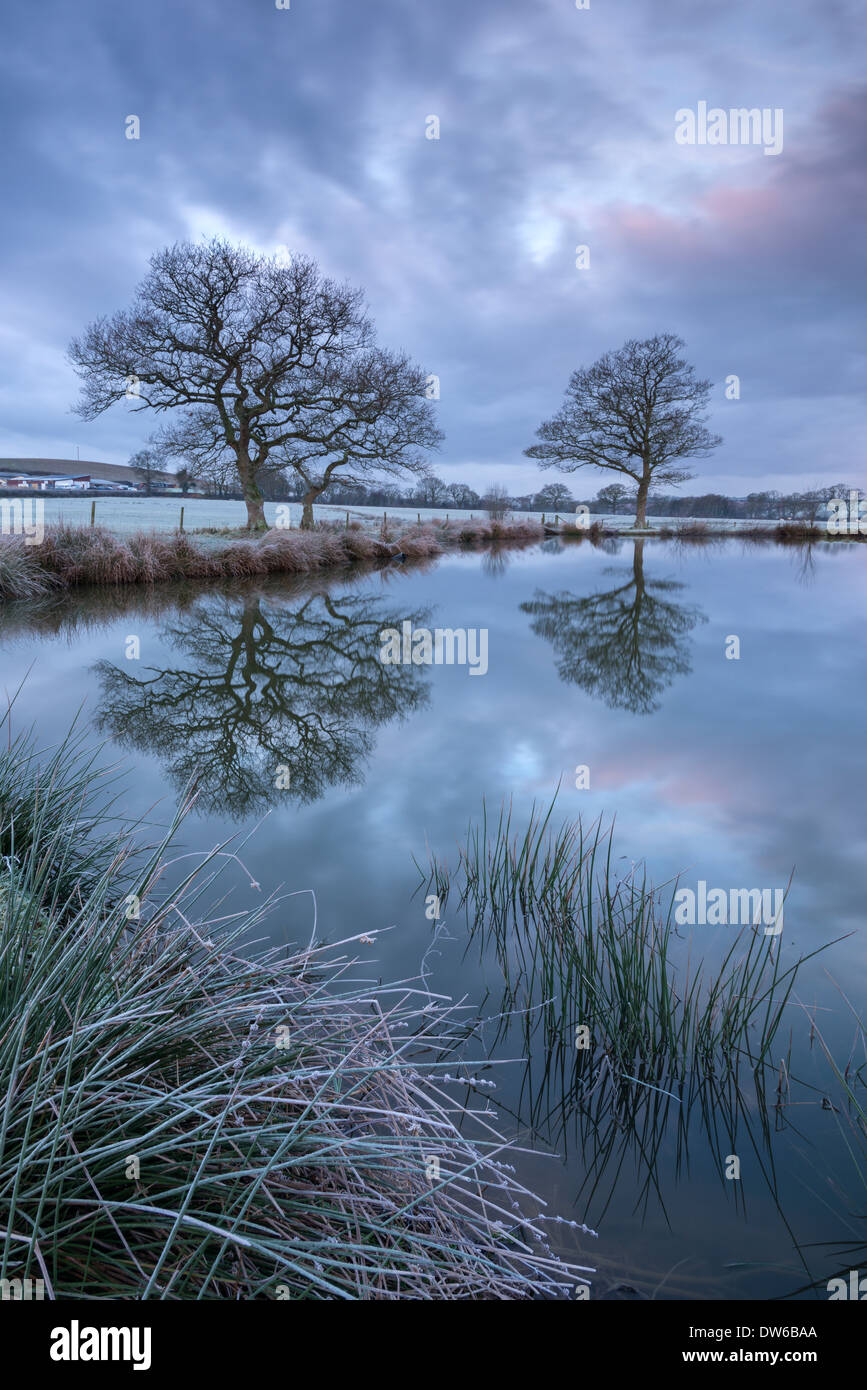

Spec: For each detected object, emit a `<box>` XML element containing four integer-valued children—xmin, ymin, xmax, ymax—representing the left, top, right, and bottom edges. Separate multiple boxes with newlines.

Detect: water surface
<box><xmin>2</xmin><ymin>535</ymin><xmax>864</xmax><ymax>1300</ymax></box>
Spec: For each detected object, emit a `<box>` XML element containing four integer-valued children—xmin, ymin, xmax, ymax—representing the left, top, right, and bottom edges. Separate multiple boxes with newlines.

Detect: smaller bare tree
<box><xmin>483</xmin><ymin>484</ymin><xmax>511</xmax><ymax>520</ymax></box>
<box><xmin>412</xmin><ymin>475</ymin><xmax>449</xmax><ymax>509</ymax></box>
<box><xmin>596</xmin><ymin>482</ymin><xmax>629</xmax><ymax>515</ymax></box>
<box><xmin>129</xmin><ymin>447</ymin><xmax>163</xmax><ymax>495</ymax></box>
<box><xmin>270</xmin><ymin>349</ymin><xmax>441</xmax><ymax>527</ymax></box>
<box><xmin>447</xmin><ymin>482</ymin><xmax>480</xmax><ymax>511</ymax></box>
<box><xmin>533</xmin><ymin>482</ymin><xmax>574</xmax><ymax>513</ymax></box>
<box><xmin>525</xmin><ymin>334</ymin><xmax>721</xmax><ymax>529</ymax></box>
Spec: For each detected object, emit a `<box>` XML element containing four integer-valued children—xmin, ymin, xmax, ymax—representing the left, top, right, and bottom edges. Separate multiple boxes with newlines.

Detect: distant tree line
<box><xmin>196</xmin><ymin>471</ymin><xmax>854</xmax><ymax>523</ymax></box>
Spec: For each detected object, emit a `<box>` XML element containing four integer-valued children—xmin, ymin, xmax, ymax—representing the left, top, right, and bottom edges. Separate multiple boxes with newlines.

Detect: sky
<box><xmin>0</xmin><ymin>0</ymin><xmax>863</xmax><ymax>498</ymax></box>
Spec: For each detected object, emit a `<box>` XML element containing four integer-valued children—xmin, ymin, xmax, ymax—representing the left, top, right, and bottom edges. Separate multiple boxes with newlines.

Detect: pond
<box><xmin>1</xmin><ymin>534</ymin><xmax>864</xmax><ymax>1301</ymax></box>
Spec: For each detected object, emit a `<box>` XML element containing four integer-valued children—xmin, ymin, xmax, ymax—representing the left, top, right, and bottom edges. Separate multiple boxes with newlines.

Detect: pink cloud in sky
<box><xmin>594</xmin><ymin>88</ymin><xmax>867</xmax><ymax>278</ymax></box>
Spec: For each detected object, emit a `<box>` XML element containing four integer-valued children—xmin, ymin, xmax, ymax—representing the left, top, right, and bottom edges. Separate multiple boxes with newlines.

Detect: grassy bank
<box><xmin>0</xmin><ymin>719</ymin><xmax>591</xmax><ymax>1300</ymax></box>
<box><xmin>0</xmin><ymin>518</ymin><xmax>545</xmax><ymax>602</ymax></box>
<box><xmin>1</xmin><ymin>516</ymin><xmax>853</xmax><ymax>603</ymax></box>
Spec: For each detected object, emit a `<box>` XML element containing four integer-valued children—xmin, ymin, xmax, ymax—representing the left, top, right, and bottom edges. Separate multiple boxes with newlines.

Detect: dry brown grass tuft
<box><xmin>0</xmin><ymin>519</ymin><xmax>551</xmax><ymax>601</ymax></box>
<box><xmin>399</xmin><ymin>531</ymin><xmax>445</xmax><ymax>559</ymax></box>
<box><xmin>0</xmin><ymin>538</ymin><xmax>59</xmax><ymax>601</ymax></box>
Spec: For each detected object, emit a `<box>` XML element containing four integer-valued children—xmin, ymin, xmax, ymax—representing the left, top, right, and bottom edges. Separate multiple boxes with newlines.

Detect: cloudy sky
<box><xmin>0</xmin><ymin>0</ymin><xmax>863</xmax><ymax>497</ymax></box>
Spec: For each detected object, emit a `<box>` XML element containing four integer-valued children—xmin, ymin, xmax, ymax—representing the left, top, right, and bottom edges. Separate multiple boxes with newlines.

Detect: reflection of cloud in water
<box><xmin>500</xmin><ymin>740</ymin><xmax>544</xmax><ymax>783</ymax></box>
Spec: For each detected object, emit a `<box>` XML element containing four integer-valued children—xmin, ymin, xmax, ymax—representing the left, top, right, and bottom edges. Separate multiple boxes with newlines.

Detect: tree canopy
<box><xmin>69</xmin><ymin>238</ymin><xmax>441</xmax><ymax>529</ymax></box>
<box><xmin>525</xmin><ymin>334</ymin><xmax>721</xmax><ymax>528</ymax></box>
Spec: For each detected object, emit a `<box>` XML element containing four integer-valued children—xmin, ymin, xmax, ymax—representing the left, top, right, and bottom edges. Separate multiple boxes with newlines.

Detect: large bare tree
<box><xmin>68</xmin><ymin>239</ymin><xmax>440</xmax><ymax>530</ymax></box>
<box><xmin>525</xmin><ymin>334</ymin><xmax>721</xmax><ymax>529</ymax></box>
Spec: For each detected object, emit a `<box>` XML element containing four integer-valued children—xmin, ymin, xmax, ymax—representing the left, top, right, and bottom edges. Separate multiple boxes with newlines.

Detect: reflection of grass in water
<box><xmin>781</xmin><ymin>989</ymin><xmax>867</xmax><ymax>1298</ymax></box>
<box><xmin>418</xmin><ymin>794</ymin><xmax>853</xmax><ymax>1292</ymax></box>
<box><xmin>0</xmin><ymin>555</ymin><xmax>434</xmax><ymax>645</ymax></box>
<box><xmin>419</xmin><ymin>792</ymin><xmax>824</xmax><ymax>1084</ymax></box>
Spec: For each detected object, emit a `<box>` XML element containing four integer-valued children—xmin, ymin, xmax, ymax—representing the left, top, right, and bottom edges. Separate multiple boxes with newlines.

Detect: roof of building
<box><xmin>0</xmin><ymin>458</ymin><xmax>175</xmax><ymax>485</ymax></box>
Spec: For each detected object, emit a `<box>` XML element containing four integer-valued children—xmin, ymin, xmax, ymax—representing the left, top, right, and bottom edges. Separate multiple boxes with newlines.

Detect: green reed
<box><xmin>420</xmin><ymin>792</ymin><xmax>830</xmax><ymax>1085</ymax></box>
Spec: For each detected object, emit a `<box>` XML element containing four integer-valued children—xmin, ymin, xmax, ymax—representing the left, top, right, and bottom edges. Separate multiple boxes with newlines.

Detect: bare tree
<box><xmin>790</xmin><ymin>485</ymin><xmax>842</xmax><ymax>526</ymax></box>
<box><xmin>596</xmin><ymin>482</ymin><xmax>629</xmax><ymax>515</ymax></box>
<box><xmin>411</xmin><ymin>475</ymin><xmax>449</xmax><ymax>509</ymax></box>
<box><xmin>270</xmin><ymin>350</ymin><xmax>442</xmax><ymax>527</ymax></box>
<box><xmin>161</xmin><ymin>351</ymin><xmax>440</xmax><ymax>528</ymax></box>
<box><xmin>482</xmin><ymin>484</ymin><xmax>511</xmax><ymax>520</ymax></box>
<box><xmin>533</xmin><ymin>482</ymin><xmax>574</xmax><ymax>512</ymax></box>
<box><xmin>447</xmin><ymin>482</ymin><xmax>480</xmax><ymax>510</ymax></box>
<box><xmin>128</xmin><ymin>447</ymin><xmax>163</xmax><ymax>495</ymax></box>
<box><xmin>69</xmin><ymin>239</ymin><xmax>440</xmax><ymax>531</ymax></box>
<box><xmin>166</xmin><ymin>426</ymin><xmax>238</xmax><ymax>498</ymax></box>
<box><xmin>525</xmin><ymin>334</ymin><xmax>721</xmax><ymax>529</ymax></box>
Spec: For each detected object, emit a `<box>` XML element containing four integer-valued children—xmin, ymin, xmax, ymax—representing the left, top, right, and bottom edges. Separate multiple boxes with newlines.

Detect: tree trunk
<box><xmin>632</xmin><ymin>537</ymin><xmax>646</xmax><ymax>593</ymax></box>
<box><xmin>236</xmin><ymin>447</ymin><xmax>267</xmax><ymax>531</ymax></box>
<box><xmin>300</xmin><ymin>486</ymin><xmax>320</xmax><ymax>530</ymax></box>
<box><xmin>634</xmin><ymin>470</ymin><xmax>651</xmax><ymax>529</ymax></box>
<box><xmin>244</xmin><ymin>493</ymin><xmax>267</xmax><ymax>531</ymax></box>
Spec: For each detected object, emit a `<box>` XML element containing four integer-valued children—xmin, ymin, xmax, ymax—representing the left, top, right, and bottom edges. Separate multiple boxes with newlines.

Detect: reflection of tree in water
<box><xmin>481</xmin><ymin>546</ymin><xmax>511</xmax><ymax>578</ymax></box>
<box><xmin>94</xmin><ymin>588</ymin><xmax>431</xmax><ymax>816</ymax></box>
<box><xmin>520</xmin><ymin>539</ymin><xmax>706</xmax><ymax>713</ymax></box>
<box><xmin>539</xmin><ymin>538</ymin><xmax>563</xmax><ymax>557</ymax></box>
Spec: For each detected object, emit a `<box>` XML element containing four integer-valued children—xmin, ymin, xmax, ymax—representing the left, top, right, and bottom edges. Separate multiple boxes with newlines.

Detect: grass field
<box><xmin>6</xmin><ymin>494</ymin><xmax>789</xmax><ymax>536</ymax></box>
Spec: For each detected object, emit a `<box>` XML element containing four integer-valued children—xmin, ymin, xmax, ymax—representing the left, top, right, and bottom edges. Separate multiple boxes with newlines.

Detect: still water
<box><xmin>2</xmin><ymin>535</ymin><xmax>864</xmax><ymax>1300</ymax></box>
